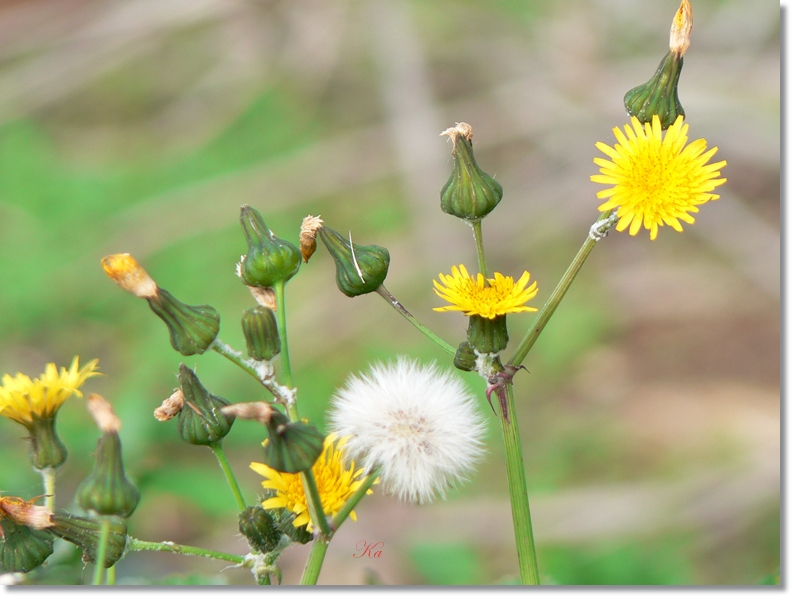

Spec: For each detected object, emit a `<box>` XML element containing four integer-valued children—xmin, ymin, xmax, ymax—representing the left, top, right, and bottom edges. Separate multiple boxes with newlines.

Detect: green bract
<box><xmin>242</xmin><ymin>306</ymin><xmax>281</xmax><ymax>361</ymax></box>
<box><xmin>318</xmin><ymin>227</ymin><xmax>390</xmax><ymax>297</ymax></box>
<box><xmin>147</xmin><ymin>289</ymin><xmax>220</xmax><ymax>356</ymax></box>
<box><xmin>0</xmin><ymin>517</ymin><xmax>54</xmax><ymax>573</ymax></box>
<box><xmin>239</xmin><ymin>206</ymin><xmax>301</xmax><ymax>288</ymax></box>
<box><xmin>261</xmin><ymin>411</ymin><xmax>324</xmax><ymax>474</ymax></box>
<box><xmin>76</xmin><ymin>433</ymin><xmax>140</xmax><ymax>519</ymax></box>
<box><xmin>624</xmin><ymin>51</ymin><xmax>685</xmax><ymax>130</ymax></box>
<box><xmin>177</xmin><ymin>364</ymin><xmax>235</xmax><ymax>446</ymax></box>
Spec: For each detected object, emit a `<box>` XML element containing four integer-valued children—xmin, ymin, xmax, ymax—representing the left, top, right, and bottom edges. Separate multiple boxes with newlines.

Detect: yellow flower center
<box><xmin>433</xmin><ymin>264</ymin><xmax>538</xmax><ymax>319</ymax></box>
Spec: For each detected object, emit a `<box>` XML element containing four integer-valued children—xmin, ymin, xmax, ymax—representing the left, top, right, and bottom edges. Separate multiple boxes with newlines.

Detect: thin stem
<box><xmin>498</xmin><ymin>383</ymin><xmax>540</xmax><ymax>584</ymax></box>
<box><xmin>375</xmin><ymin>286</ymin><xmax>456</xmax><ymax>356</ymax></box>
<box><xmin>300</xmin><ymin>536</ymin><xmax>329</xmax><ymax>585</ymax></box>
<box><xmin>332</xmin><ymin>468</ymin><xmax>379</xmax><ymax>529</ymax></box>
<box><xmin>212</xmin><ymin>339</ymin><xmax>264</xmax><ymax>381</ymax></box>
<box><xmin>471</xmin><ymin>220</ymin><xmax>488</xmax><ymax>277</ymax></box>
<box><xmin>127</xmin><ymin>537</ymin><xmax>246</xmax><ymax>565</ymax></box>
<box><xmin>92</xmin><ymin>518</ymin><xmax>111</xmax><ymax>585</ymax></box>
<box><xmin>273</xmin><ymin>280</ymin><xmax>294</xmax><ymax>388</ymax></box>
<box><xmin>301</xmin><ymin>470</ymin><xmax>331</xmax><ymax>537</ymax></box>
<box><xmin>508</xmin><ymin>210</ymin><xmax>615</xmax><ymax>368</ymax></box>
<box><xmin>209</xmin><ymin>442</ymin><xmax>246</xmax><ymax>512</ymax></box>
<box><xmin>106</xmin><ymin>566</ymin><xmax>116</xmax><ymax>586</ymax></box>
<box><xmin>41</xmin><ymin>468</ymin><xmax>56</xmax><ymax>512</ymax></box>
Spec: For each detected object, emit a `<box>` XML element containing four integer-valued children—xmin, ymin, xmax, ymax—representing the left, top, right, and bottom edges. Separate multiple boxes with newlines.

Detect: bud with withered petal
<box><xmin>466</xmin><ymin>315</ymin><xmax>509</xmax><ymax>355</ymax></box>
<box><xmin>102</xmin><ymin>254</ymin><xmax>220</xmax><ymax>355</ymax></box>
<box><xmin>177</xmin><ymin>364</ymin><xmax>235</xmax><ymax>446</ymax></box>
<box><xmin>49</xmin><ymin>513</ymin><xmax>127</xmax><ymax>568</ymax></box>
<box><xmin>624</xmin><ymin>0</ymin><xmax>692</xmax><ymax>129</ymax></box>
<box><xmin>238</xmin><ymin>506</ymin><xmax>283</xmax><ymax>554</ymax></box>
<box><xmin>299</xmin><ymin>215</ymin><xmax>324</xmax><ymax>263</ymax></box>
<box><xmin>0</xmin><ymin>516</ymin><xmax>54</xmax><ymax>573</ymax></box>
<box><xmin>318</xmin><ymin>227</ymin><xmax>390</xmax><ymax>297</ymax></box>
<box><xmin>238</xmin><ymin>206</ymin><xmax>301</xmax><ymax>288</ymax></box>
<box><xmin>261</xmin><ymin>411</ymin><xmax>324</xmax><ymax>474</ymax></box>
<box><xmin>75</xmin><ymin>395</ymin><xmax>140</xmax><ymax>518</ymax></box>
<box><xmin>440</xmin><ymin>123</ymin><xmax>503</xmax><ymax>221</ymax></box>
<box><xmin>242</xmin><ymin>307</ymin><xmax>281</xmax><ymax>361</ymax></box>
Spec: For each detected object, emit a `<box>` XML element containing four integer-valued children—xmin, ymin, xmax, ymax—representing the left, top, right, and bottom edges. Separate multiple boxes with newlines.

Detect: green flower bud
<box><xmin>624</xmin><ymin>51</ymin><xmax>685</xmax><ymax>130</ymax></box>
<box><xmin>242</xmin><ymin>307</ymin><xmax>281</xmax><ymax>361</ymax></box>
<box><xmin>49</xmin><ymin>513</ymin><xmax>127</xmax><ymax>568</ymax></box>
<box><xmin>239</xmin><ymin>206</ymin><xmax>301</xmax><ymax>288</ymax></box>
<box><xmin>238</xmin><ymin>506</ymin><xmax>282</xmax><ymax>554</ymax></box>
<box><xmin>147</xmin><ymin>289</ymin><xmax>220</xmax><ymax>356</ymax></box>
<box><xmin>318</xmin><ymin>227</ymin><xmax>390</xmax><ymax>297</ymax></box>
<box><xmin>25</xmin><ymin>416</ymin><xmax>68</xmax><ymax>471</ymax></box>
<box><xmin>453</xmin><ymin>341</ymin><xmax>477</xmax><ymax>372</ymax></box>
<box><xmin>76</xmin><ymin>433</ymin><xmax>140</xmax><ymax>519</ymax></box>
<box><xmin>440</xmin><ymin>123</ymin><xmax>503</xmax><ymax>222</ymax></box>
<box><xmin>0</xmin><ymin>517</ymin><xmax>54</xmax><ymax>573</ymax></box>
<box><xmin>273</xmin><ymin>509</ymin><xmax>312</xmax><ymax>545</ymax></box>
<box><xmin>467</xmin><ymin>314</ymin><xmax>509</xmax><ymax>354</ymax></box>
<box><xmin>261</xmin><ymin>411</ymin><xmax>324</xmax><ymax>474</ymax></box>
<box><xmin>177</xmin><ymin>364</ymin><xmax>235</xmax><ymax>446</ymax></box>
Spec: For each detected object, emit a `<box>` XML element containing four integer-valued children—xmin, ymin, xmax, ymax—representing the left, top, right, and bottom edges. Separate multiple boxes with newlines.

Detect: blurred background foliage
<box><xmin>0</xmin><ymin>0</ymin><xmax>779</xmax><ymax>586</ymax></box>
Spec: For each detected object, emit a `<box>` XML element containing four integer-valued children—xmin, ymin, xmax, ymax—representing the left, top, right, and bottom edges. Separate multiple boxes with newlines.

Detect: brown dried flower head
<box><xmin>299</xmin><ymin>215</ymin><xmax>324</xmax><ymax>263</ymax></box>
<box><xmin>101</xmin><ymin>254</ymin><xmax>158</xmax><ymax>299</ymax></box>
<box><xmin>154</xmin><ymin>389</ymin><xmax>185</xmax><ymax>421</ymax></box>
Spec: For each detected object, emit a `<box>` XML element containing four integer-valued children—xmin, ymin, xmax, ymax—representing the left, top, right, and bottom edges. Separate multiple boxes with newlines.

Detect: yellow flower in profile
<box><xmin>591</xmin><ymin>115</ymin><xmax>727</xmax><ymax>240</ymax></box>
<box><xmin>250</xmin><ymin>434</ymin><xmax>372</xmax><ymax>531</ymax></box>
<box><xmin>433</xmin><ymin>264</ymin><xmax>538</xmax><ymax>319</ymax></box>
<box><xmin>0</xmin><ymin>357</ymin><xmax>100</xmax><ymax>425</ymax></box>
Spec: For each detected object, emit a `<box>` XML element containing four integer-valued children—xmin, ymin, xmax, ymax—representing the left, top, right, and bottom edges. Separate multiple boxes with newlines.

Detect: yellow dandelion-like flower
<box><xmin>0</xmin><ymin>357</ymin><xmax>101</xmax><ymax>426</ymax></box>
<box><xmin>250</xmin><ymin>434</ymin><xmax>372</xmax><ymax>531</ymax></box>
<box><xmin>433</xmin><ymin>264</ymin><xmax>538</xmax><ymax>319</ymax></box>
<box><xmin>591</xmin><ymin>114</ymin><xmax>727</xmax><ymax>240</ymax></box>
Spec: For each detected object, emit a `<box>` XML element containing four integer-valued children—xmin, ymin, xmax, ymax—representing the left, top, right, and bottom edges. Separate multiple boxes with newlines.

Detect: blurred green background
<box><xmin>0</xmin><ymin>0</ymin><xmax>779</xmax><ymax>586</ymax></box>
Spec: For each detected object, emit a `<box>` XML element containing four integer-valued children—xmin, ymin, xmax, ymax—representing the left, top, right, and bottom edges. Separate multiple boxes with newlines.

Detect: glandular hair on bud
<box><xmin>299</xmin><ymin>215</ymin><xmax>324</xmax><ymax>263</ymax></box>
<box><xmin>101</xmin><ymin>254</ymin><xmax>158</xmax><ymax>299</ymax></box>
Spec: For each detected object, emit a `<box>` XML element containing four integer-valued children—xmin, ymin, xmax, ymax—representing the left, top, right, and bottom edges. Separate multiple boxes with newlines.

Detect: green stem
<box><xmin>301</xmin><ymin>470</ymin><xmax>331</xmax><ymax>537</ymax></box>
<box><xmin>209</xmin><ymin>442</ymin><xmax>246</xmax><ymax>512</ymax></box>
<box><xmin>375</xmin><ymin>286</ymin><xmax>456</xmax><ymax>356</ymax></box>
<box><xmin>332</xmin><ymin>468</ymin><xmax>379</xmax><ymax>529</ymax></box>
<box><xmin>300</xmin><ymin>536</ymin><xmax>330</xmax><ymax>585</ymax></box>
<box><xmin>471</xmin><ymin>220</ymin><xmax>488</xmax><ymax>277</ymax></box>
<box><xmin>508</xmin><ymin>210</ymin><xmax>615</xmax><ymax>368</ymax></box>
<box><xmin>273</xmin><ymin>280</ymin><xmax>294</xmax><ymax>388</ymax></box>
<box><xmin>212</xmin><ymin>339</ymin><xmax>264</xmax><ymax>381</ymax></box>
<box><xmin>499</xmin><ymin>383</ymin><xmax>540</xmax><ymax>584</ymax></box>
<box><xmin>41</xmin><ymin>468</ymin><xmax>56</xmax><ymax>512</ymax></box>
<box><xmin>127</xmin><ymin>537</ymin><xmax>246</xmax><ymax>565</ymax></box>
<box><xmin>107</xmin><ymin>566</ymin><xmax>116</xmax><ymax>585</ymax></box>
<box><xmin>92</xmin><ymin>518</ymin><xmax>111</xmax><ymax>585</ymax></box>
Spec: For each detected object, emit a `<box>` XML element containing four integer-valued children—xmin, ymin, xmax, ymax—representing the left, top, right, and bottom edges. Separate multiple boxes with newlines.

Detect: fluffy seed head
<box><xmin>329</xmin><ymin>357</ymin><xmax>486</xmax><ymax>504</ymax></box>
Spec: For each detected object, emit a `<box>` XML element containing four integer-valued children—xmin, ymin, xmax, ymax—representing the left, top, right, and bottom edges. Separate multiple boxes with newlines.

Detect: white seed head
<box><xmin>329</xmin><ymin>357</ymin><xmax>487</xmax><ymax>504</ymax></box>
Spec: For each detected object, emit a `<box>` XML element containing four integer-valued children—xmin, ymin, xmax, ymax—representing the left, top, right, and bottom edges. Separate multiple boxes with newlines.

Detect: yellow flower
<box><xmin>591</xmin><ymin>115</ymin><xmax>727</xmax><ymax>240</ymax></box>
<box><xmin>250</xmin><ymin>434</ymin><xmax>372</xmax><ymax>531</ymax></box>
<box><xmin>433</xmin><ymin>264</ymin><xmax>538</xmax><ymax>319</ymax></box>
<box><xmin>0</xmin><ymin>357</ymin><xmax>100</xmax><ymax>425</ymax></box>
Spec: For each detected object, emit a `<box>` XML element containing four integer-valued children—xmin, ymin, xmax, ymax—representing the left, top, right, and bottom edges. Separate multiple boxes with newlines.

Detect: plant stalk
<box><xmin>273</xmin><ymin>280</ymin><xmax>294</xmax><ymax>388</ymax></box>
<box><xmin>127</xmin><ymin>537</ymin><xmax>246</xmax><ymax>564</ymax></box>
<box><xmin>375</xmin><ymin>286</ymin><xmax>456</xmax><ymax>356</ymax></box>
<box><xmin>41</xmin><ymin>468</ymin><xmax>56</xmax><ymax>512</ymax></box>
<box><xmin>209</xmin><ymin>442</ymin><xmax>246</xmax><ymax>512</ymax></box>
<box><xmin>471</xmin><ymin>220</ymin><xmax>488</xmax><ymax>277</ymax></box>
<box><xmin>300</xmin><ymin>536</ymin><xmax>329</xmax><ymax>585</ymax></box>
<box><xmin>92</xmin><ymin>518</ymin><xmax>111</xmax><ymax>585</ymax></box>
<box><xmin>508</xmin><ymin>210</ymin><xmax>615</xmax><ymax>368</ymax></box>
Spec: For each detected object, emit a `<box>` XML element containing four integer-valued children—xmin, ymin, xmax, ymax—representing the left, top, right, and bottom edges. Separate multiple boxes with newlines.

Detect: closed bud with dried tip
<box><xmin>453</xmin><ymin>341</ymin><xmax>477</xmax><ymax>372</ymax></box>
<box><xmin>261</xmin><ymin>411</ymin><xmax>324</xmax><ymax>474</ymax></box>
<box><xmin>0</xmin><ymin>496</ymin><xmax>55</xmax><ymax>574</ymax></box>
<box><xmin>102</xmin><ymin>253</ymin><xmax>220</xmax><ymax>356</ymax></box>
<box><xmin>318</xmin><ymin>227</ymin><xmax>390</xmax><ymax>297</ymax></box>
<box><xmin>241</xmin><ymin>306</ymin><xmax>281</xmax><ymax>361</ymax></box>
<box><xmin>440</xmin><ymin>123</ymin><xmax>503</xmax><ymax>221</ymax></box>
<box><xmin>177</xmin><ymin>364</ymin><xmax>235</xmax><ymax>446</ymax></box>
<box><xmin>624</xmin><ymin>0</ymin><xmax>692</xmax><ymax>130</ymax></box>
<box><xmin>238</xmin><ymin>206</ymin><xmax>301</xmax><ymax>288</ymax></box>
<box><xmin>299</xmin><ymin>215</ymin><xmax>324</xmax><ymax>263</ymax></box>
<box><xmin>75</xmin><ymin>395</ymin><xmax>140</xmax><ymax>518</ymax></box>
